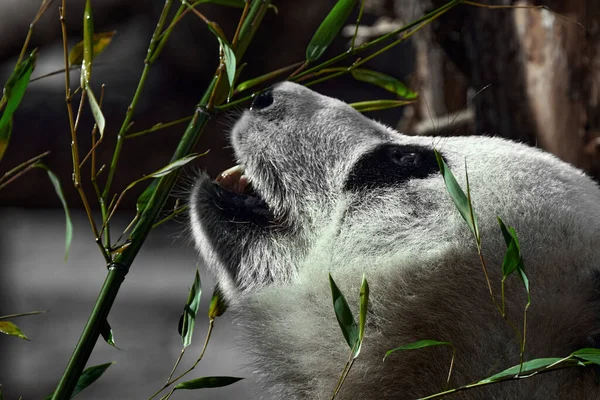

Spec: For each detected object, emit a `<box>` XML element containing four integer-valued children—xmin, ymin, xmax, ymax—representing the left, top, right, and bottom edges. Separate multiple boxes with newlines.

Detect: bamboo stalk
<box><xmin>50</xmin><ymin>1</ymin><xmax>271</xmax><ymax>398</ymax></box>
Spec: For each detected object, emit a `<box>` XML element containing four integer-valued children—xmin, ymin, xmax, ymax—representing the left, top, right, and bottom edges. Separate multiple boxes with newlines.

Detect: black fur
<box><xmin>344</xmin><ymin>144</ymin><xmax>441</xmax><ymax>191</ymax></box>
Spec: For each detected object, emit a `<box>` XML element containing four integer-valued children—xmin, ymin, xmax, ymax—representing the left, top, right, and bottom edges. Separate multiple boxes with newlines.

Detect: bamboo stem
<box><xmin>51</xmin><ymin>2</ymin><xmax>271</xmax><ymax>398</ymax></box>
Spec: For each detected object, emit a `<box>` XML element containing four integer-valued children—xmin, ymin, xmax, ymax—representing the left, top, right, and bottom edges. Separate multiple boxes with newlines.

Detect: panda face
<box><xmin>189</xmin><ymin>82</ymin><xmax>448</xmax><ymax>295</ymax></box>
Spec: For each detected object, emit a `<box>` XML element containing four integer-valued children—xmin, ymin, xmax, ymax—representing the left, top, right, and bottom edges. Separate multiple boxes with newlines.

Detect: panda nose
<box><xmin>250</xmin><ymin>88</ymin><xmax>274</xmax><ymax>110</ymax></box>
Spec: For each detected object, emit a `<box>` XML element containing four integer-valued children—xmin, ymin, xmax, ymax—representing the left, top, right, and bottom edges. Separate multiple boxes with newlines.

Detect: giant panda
<box><xmin>189</xmin><ymin>82</ymin><xmax>600</xmax><ymax>399</ymax></box>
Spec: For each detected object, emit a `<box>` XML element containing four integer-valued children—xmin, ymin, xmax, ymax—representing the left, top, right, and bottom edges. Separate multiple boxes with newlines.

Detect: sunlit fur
<box><xmin>189</xmin><ymin>82</ymin><xmax>600</xmax><ymax>399</ymax></box>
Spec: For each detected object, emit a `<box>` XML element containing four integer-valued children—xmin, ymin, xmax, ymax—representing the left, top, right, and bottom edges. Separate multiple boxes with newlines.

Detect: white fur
<box><xmin>189</xmin><ymin>82</ymin><xmax>600</xmax><ymax>399</ymax></box>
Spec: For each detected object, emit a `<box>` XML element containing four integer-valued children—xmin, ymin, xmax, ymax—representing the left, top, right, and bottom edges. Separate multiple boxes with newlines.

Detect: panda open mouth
<box><xmin>211</xmin><ymin>165</ymin><xmax>274</xmax><ymax>226</ymax></box>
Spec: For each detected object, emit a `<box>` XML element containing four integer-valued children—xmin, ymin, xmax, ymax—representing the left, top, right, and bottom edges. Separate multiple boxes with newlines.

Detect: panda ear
<box><xmin>344</xmin><ymin>143</ymin><xmax>441</xmax><ymax>191</ymax></box>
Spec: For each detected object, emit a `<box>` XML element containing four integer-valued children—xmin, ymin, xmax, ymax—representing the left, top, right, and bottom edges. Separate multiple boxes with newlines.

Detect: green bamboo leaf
<box><xmin>0</xmin><ymin>384</ymin><xmax>4</xmax><ymax>400</ymax></box>
<box><xmin>478</xmin><ymin>358</ymin><xmax>569</xmax><ymax>383</ymax></box>
<box><xmin>100</xmin><ymin>320</ymin><xmax>119</xmax><ymax>349</ymax></box>
<box><xmin>208</xmin><ymin>284</ymin><xmax>228</xmax><ymax>319</ymax></box>
<box><xmin>355</xmin><ymin>274</ymin><xmax>369</xmax><ymax>358</ymax></box>
<box><xmin>501</xmin><ymin>236</ymin><xmax>520</xmax><ymax>277</ymax></box>
<box><xmin>235</xmin><ymin>62</ymin><xmax>302</xmax><ymax>93</ymax></box>
<box><xmin>45</xmin><ymin>362</ymin><xmax>114</xmax><ymax>399</ymax></box>
<box><xmin>178</xmin><ymin>270</ymin><xmax>202</xmax><ymax>348</ymax></box>
<box><xmin>0</xmin><ymin>49</ymin><xmax>37</xmax><ymax>162</ymax></box>
<box><xmin>174</xmin><ymin>376</ymin><xmax>243</xmax><ymax>390</ymax></box>
<box><xmin>350</xmin><ymin>69</ymin><xmax>417</xmax><ymax>99</ymax></box>
<box><xmin>69</xmin><ymin>31</ymin><xmax>116</xmax><ymax>66</ymax></box>
<box><xmin>571</xmin><ymin>348</ymin><xmax>600</xmax><ymax>365</ymax></box>
<box><xmin>34</xmin><ymin>164</ymin><xmax>72</xmax><ymax>262</ymax></box>
<box><xmin>306</xmin><ymin>0</ymin><xmax>358</xmax><ymax>62</ymax></box>
<box><xmin>329</xmin><ymin>273</ymin><xmax>359</xmax><ymax>351</ymax></box>
<box><xmin>497</xmin><ymin>217</ymin><xmax>529</xmax><ymax>293</ymax></box>
<box><xmin>518</xmin><ymin>268</ymin><xmax>530</xmax><ymax>293</ymax></box>
<box><xmin>125</xmin><ymin>153</ymin><xmax>205</xmax><ymax>194</ymax></box>
<box><xmin>350</xmin><ymin>99</ymin><xmax>414</xmax><ymax>112</ymax></box>
<box><xmin>136</xmin><ymin>179</ymin><xmax>159</xmax><ymax>214</ymax></box>
<box><xmin>0</xmin><ymin>118</ymin><xmax>13</xmax><ymax>163</ymax></box>
<box><xmin>383</xmin><ymin>339</ymin><xmax>453</xmax><ymax>361</ymax></box>
<box><xmin>217</xmin><ymin>37</ymin><xmax>236</xmax><ymax>101</ymax></box>
<box><xmin>434</xmin><ymin>150</ymin><xmax>479</xmax><ymax>239</ymax></box>
<box><xmin>111</xmin><ymin>153</ymin><xmax>205</xmax><ymax>220</ymax></box>
<box><xmin>80</xmin><ymin>0</ymin><xmax>94</xmax><ymax>86</ymax></box>
<box><xmin>71</xmin><ymin>362</ymin><xmax>113</xmax><ymax>398</ymax></box>
<box><xmin>497</xmin><ymin>216</ymin><xmax>512</xmax><ymax>246</ymax></box>
<box><xmin>86</xmin><ymin>86</ymin><xmax>105</xmax><ymax>136</ymax></box>
<box><xmin>0</xmin><ymin>321</ymin><xmax>29</xmax><ymax>340</ymax></box>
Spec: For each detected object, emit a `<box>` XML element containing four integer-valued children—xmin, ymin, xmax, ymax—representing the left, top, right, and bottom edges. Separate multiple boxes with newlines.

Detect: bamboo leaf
<box><xmin>100</xmin><ymin>320</ymin><xmax>119</xmax><ymax>349</ymax></box>
<box><xmin>136</xmin><ymin>179</ymin><xmax>159</xmax><ymax>214</ymax></box>
<box><xmin>45</xmin><ymin>362</ymin><xmax>114</xmax><ymax>399</ymax></box>
<box><xmin>208</xmin><ymin>284</ymin><xmax>228</xmax><ymax>319</ymax></box>
<box><xmin>497</xmin><ymin>217</ymin><xmax>529</xmax><ymax>293</ymax></box>
<box><xmin>217</xmin><ymin>37</ymin><xmax>237</xmax><ymax>100</ymax></box>
<box><xmin>0</xmin><ymin>321</ymin><xmax>29</xmax><ymax>340</ymax></box>
<box><xmin>178</xmin><ymin>270</ymin><xmax>202</xmax><ymax>348</ymax></box>
<box><xmin>434</xmin><ymin>150</ymin><xmax>479</xmax><ymax>239</ymax></box>
<box><xmin>478</xmin><ymin>358</ymin><xmax>569</xmax><ymax>383</ymax></box>
<box><xmin>350</xmin><ymin>99</ymin><xmax>414</xmax><ymax>112</ymax></box>
<box><xmin>329</xmin><ymin>273</ymin><xmax>359</xmax><ymax>351</ymax></box>
<box><xmin>29</xmin><ymin>164</ymin><xmax>73</xmax><ymax>260</ymax></box>
<box><xmin>235</xmin><ymin>62</ymin><xmax>302</xmax><ymax>93</ymax></box>
<box><xmin>306</xmin><ymin>0</ymin><xmax>358</xmax><ymax>62</ymax></box>
<box><xmin>174</xmin><ymin>376</ymin><xmax>243</xmax><ymax>390</ymax></box>
<box><xmin>383</xmin><ymin>339</ymin><xmax>453</xmax><ymax>361</ymax></box>
<box><xmin>0</xmin><ymin>49</ymin><xmax>37</xmax><ymax>162</ymax></box>
<box><xmin>109</xmin><ymin>153</ymin><xmax>205</xmax><ymax>220</ymax></box>
<box><xmin>72</xmin><ymin>362</ymin><xmax>113</xmax><ymax>398</ymax></box>
<box><xmin>355</xmin><ymin>274</ymin><xmax>369</xmax><ymax>358</ymax></box>
<box><xmin>571</xmin><ymin>348</ymin><xmax>600</xmax><ymax>365</ymax></box>
<box><xmin>350</xmin><ymin>69</ymin><xmax>417</xmax><ymax>99</ymax></box>
<box><xmin>69</xmin><ymin>31</ymin><xmax>116</xmax><ymax>66</ymax></box>
<box><xmin>35</xmin><ymin>164</ymin><xmax>73</xmax><ymax>262</ymax></box>
<box><xmin>126</xmin><ymin>153</ymin><xmax>205</xmax><ymax>193</ymax></box>
<box><xmin>86</xmin><ymin>86</ymin><xmax>105</xmax><ymax>136</ymax></box>
<box><xmin>80</xmin><ymin>0</ymin><xmax>94</xmax><ymax>86</ymax></box>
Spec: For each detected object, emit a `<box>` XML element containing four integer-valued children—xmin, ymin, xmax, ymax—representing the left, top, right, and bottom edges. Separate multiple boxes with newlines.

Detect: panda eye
<box><xmin>344</xmin><ymin>143</ymin><xmax>441</xmax><ymax>191</ymax></box>
<box><xmin>390</xmin><ymin>150</ymin><xmax>419</xmax><ymax>165</ymax></box>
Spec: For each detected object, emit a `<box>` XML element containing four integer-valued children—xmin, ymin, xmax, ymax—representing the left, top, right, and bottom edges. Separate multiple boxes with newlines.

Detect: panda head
<box><xmin>189</xmin><ymin>81</ymin><xmax>600</xmax><ymax>301</ymax></box>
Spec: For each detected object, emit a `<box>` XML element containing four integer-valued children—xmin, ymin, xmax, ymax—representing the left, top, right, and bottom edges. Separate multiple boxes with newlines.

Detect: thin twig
<box><xmin>18</xmin><ymin>0</ymin><xmax>55</xmax><ymax>63</ymax></box>
<box><xmin>350</xmin><ymin>0</ymin><xmax>366</xmax><ymax>50</ymax></box>
<box><xmin>124</xmin><ymin>116</ymin><xmax>193</xmax><ymax>139</ymax></box>
<box><xmin>0</xmin><ymin>151</ymin><xmax>50</xmax><ymax>187</ymax></box>
<box><xmin>0</xmin><ymin>163</ymin><xmax>38</xmax><ymax>191</ymax></box>
<box><xmin>331</xmin><ymin>349</ymin><xmax>355</xmax><ymax>399</ymax></box>
<box><xmin>231</xmin><ymin>0</ymin><xmax>251</xmax><ymax>46</ymax></box>
<box><xmin>149</xmin><ymin>319</ymin><xmax>215</xmax><ymax>400</ymax></box>
<box><xmin>102</xmin><ymin>0</ymin><xmax>174</xmax><ymax>203</ymax></box>
<box><xmin>59</xmin><ymin>0</ymin><xmax>109</xmax><ymax>263</ymax></box>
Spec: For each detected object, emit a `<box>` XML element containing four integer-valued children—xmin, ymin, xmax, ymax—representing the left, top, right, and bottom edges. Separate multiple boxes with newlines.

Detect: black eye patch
<box><xmin>344</xmin><ymin>143</ymin><xmax>441</xmax><ymax>191</ymax></box>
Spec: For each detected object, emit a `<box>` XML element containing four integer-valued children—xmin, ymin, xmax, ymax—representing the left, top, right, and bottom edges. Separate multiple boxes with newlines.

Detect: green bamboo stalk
<box><xmin>50</xmin><ymin>1</ymin><xmax>271</xmax><ymax>398</ymax></box>
<box><xmin>101</xmin><ymin>0</ymin><xmax>174</xmax><ymax>202</ymax></box>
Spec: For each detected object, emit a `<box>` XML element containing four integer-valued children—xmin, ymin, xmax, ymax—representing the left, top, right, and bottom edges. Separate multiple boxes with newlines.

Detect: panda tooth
<box><xmin>238</xmin><ymin>175</ymin><xmax>250</xmax><ymax>193</ymax></box>
<box><xmin>216</xmin><ymin>165</ymin><xmax>246</xmax><ymax>193</ymax></box>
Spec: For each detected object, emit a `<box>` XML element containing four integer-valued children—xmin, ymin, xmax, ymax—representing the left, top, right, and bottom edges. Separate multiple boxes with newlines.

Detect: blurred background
<box><xmin>0</xmin><ymin>0</ymin><xmax>599</xmax><ymax>398</ymax></box>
